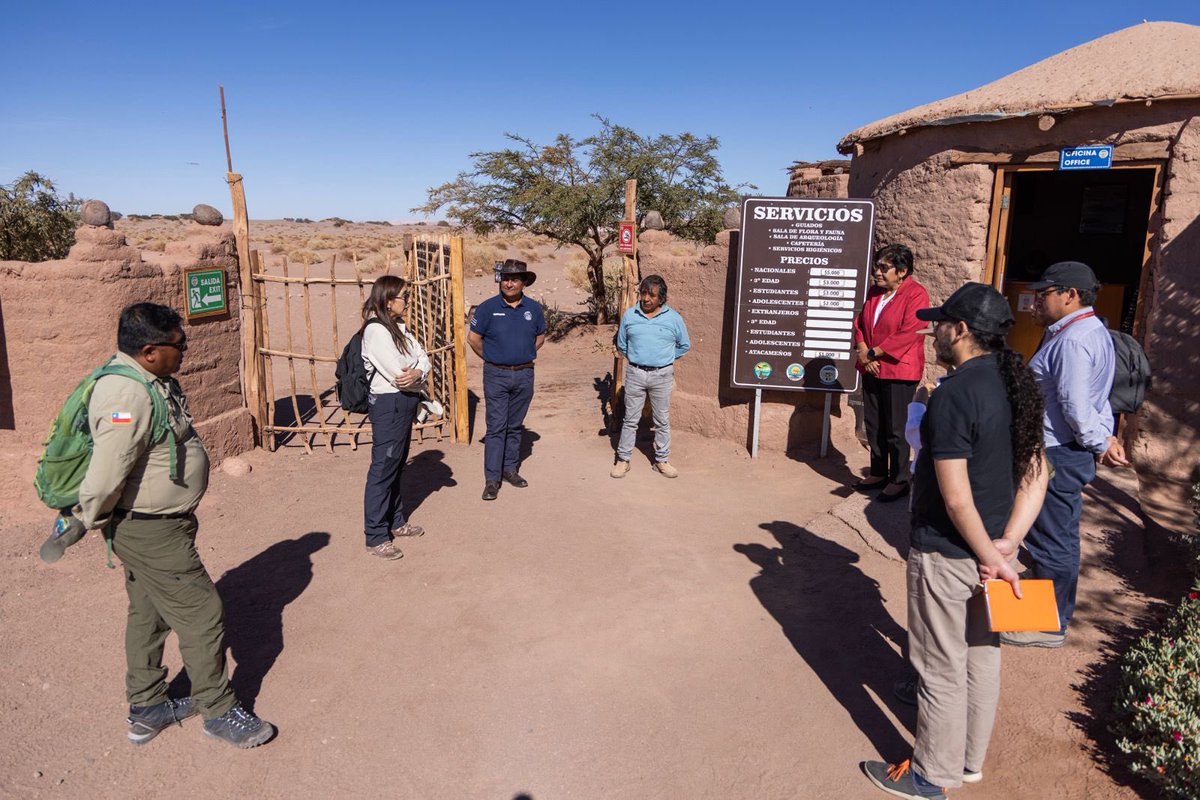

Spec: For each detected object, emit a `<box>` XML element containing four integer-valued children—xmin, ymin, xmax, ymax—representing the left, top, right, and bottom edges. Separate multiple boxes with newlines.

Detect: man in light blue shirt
<box><xmin>1003</xmin><ymin>261</ymin><xmax>1128</xmax><ymax>649</ymax></box>
<box><xmin>611</xmin><ymin>275</ymin><xmax>690</xmax><ymax>479</ymax></box>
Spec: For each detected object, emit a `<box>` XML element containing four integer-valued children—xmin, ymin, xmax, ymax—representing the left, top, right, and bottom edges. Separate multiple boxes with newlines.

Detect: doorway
<box><xmin>985</xmin><ymin>163</ymin><xmax>1161</xmax><ymax>359</ymax></box>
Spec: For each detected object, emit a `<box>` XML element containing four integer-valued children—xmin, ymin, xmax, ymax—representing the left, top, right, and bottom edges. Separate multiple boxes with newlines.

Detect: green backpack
<box><xmin>34</xmin><ymin>358</ymin><xmax>177</xmax><ymax>511</ymax></box>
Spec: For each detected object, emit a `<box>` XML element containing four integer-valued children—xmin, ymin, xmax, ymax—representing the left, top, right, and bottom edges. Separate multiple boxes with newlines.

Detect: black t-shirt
<box><xmin>910</xmin><ymin>353</ymin><xmax>1016</xmax><ymax>560</ymax></box>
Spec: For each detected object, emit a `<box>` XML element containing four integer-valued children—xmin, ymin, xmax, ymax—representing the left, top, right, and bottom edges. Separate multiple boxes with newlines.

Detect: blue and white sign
<box><xmin>1059</xmin><ymin>146</ymin><xmax>1113</xmax><ymax>170</ymax></box>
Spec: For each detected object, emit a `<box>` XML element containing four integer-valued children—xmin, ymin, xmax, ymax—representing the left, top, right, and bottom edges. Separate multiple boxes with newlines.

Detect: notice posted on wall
<box><xmin>730</xmin><ymin>197</ymin><xmax>875</xmax><ymax>393</ymax></box>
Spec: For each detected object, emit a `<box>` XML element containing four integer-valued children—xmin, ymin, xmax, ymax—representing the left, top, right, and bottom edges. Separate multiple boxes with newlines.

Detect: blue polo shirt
<box><xmin>470</xmin><ymin>293</ymin><xmax>547</xmax><ymax>365</ymax></box>
<box><xmin>616</xmin><ymin>304</ymin><xmax>690</xmax><ymax>368</ymax></box>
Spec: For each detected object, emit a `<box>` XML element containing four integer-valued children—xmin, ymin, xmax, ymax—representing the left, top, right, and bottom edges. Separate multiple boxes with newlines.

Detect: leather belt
<box><xmin>485</xmin><ymin>361</ymin><xmax>534</xmax><ymax>370</ymax></box>
<box><xmin>116</xmin><ymin>508</ymin><xmax>195</xmax><ymax>521</ymax></box>
<box><xmin>629</xmin><ymin>362</ymin><xmax>669</xmax><ymax>372</ymax></box>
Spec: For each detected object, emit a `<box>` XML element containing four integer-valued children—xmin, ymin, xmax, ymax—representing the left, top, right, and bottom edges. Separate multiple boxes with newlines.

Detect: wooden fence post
<box><xmin>450</xmin><ymin>236</ymin><xmax>469</xmax><ymax>443</ymax></box>
<box><xmin>227</xmin><ymin>171</ymin><xmax>262</xmax><ymax>446</ymax></box>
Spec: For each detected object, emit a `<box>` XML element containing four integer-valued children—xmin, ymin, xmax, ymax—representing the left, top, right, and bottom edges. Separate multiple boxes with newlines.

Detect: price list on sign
<box><xmin>730</xmin><ymin>197</ymin><xmax>875</xmax><ymax>392</ymax></box>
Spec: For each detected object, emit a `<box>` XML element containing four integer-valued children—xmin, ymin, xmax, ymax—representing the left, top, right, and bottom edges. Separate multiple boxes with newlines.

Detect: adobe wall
<box><xmin>637</xmin><ymin>229</ymin><xmax>860</xmax><ymax>458</ymax></box>
<box><xmin>846</xmin><ymin>101</ymin><xmax>1200</xmax><ymax>532</ymax></box>
<box><xmin>0</xmin><ymin>217</ymin><xmax>254</xmax><ymax>512</ymax></box>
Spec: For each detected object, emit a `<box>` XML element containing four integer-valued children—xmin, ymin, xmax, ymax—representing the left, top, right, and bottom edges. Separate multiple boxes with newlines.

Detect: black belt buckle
<box><xmin>631</xmin><ymin>362</ymin><xmax>663</xmax><ymax>372</ymax></box>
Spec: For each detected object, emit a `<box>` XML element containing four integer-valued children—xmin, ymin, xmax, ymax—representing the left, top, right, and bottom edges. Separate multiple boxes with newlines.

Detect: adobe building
<box><xmin>835</xmin><ymin>21</ymin><xmax>1200</xmax><ymax>532</ymax></box>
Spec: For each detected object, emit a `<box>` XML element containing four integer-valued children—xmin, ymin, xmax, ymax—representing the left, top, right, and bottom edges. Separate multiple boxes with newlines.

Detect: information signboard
<box><xmin>730</xmin><ymin>197</ymin><xmax>875</xmax><ymax>393</ymax></box>
<box><xmin>183</xmin><ymin>267</ymin><xmax>229</xmax><ymax>320</ymax></box>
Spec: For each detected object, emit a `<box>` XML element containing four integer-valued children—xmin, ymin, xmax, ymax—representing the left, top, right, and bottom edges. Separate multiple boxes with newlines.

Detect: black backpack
<box><xmin>1108</xmin><ymin>329</ymin><xmax>1152</xmax><ymax>414</ymax></box>
<box><xmin>335</xmin><ymin>319</ymin><xmax>384</xmax><ymax>413</ymax></box>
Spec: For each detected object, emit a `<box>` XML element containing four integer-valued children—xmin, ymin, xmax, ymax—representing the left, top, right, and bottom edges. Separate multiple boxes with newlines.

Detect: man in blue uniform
<box><xmin>468</xmin><ymin>260</ymin><xmax>546</xmax><ymax>501</ymax></box>
<box><xmin>611</xmin><ymin>275</ymin><xmax>690</xmax><ymax>478</ymax></box>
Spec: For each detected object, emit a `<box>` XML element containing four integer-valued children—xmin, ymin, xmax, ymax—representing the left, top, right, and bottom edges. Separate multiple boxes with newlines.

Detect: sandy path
<box><xmin>0</xmin><ymin>325</ymin><xmax>1179</xmax><ymax>799</ymax></box>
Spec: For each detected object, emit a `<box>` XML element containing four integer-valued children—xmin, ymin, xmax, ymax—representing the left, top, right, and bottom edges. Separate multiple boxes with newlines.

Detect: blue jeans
<box><xmin>482</xmin><ymin>364</ymin><xmax>535</xmax><ymax>481</ymax></box>
<box><xmin>1024</xmin><ymin>444</ymin><xmax>1096</xmax><ymax>633</ymax></box>
<box><xmin>617</xmin><ymin>363</ymin><xmax>674</xmax><ymax>462</ymax></box>
<box><xmin>364</xmin><ymin>391</ymin><xmax>419</xmax><ymax>546</ymax></box>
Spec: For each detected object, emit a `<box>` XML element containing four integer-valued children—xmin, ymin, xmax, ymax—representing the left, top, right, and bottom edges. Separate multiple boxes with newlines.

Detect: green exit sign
<box><xmin>183</xmin><ymin>267</ymin><xmax>228</xmax><ymax>320</ymax></box>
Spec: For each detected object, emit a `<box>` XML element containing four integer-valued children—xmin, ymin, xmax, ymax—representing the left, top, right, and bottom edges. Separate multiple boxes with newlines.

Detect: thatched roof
<box><xmin>838</xmin><ymin>21</ymin><xmax>1200</xmax><ymax>153</ymax></box>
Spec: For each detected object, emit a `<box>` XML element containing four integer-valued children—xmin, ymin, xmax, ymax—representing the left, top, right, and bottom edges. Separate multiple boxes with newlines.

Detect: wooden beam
<box><xmin>949</xmin><ymin>140</ymin><xmax>1171</xmax><ymax>166</ymax></box>
<box><xmin>449</xmin><ymin>236</ymin><xmax>469</xmax><ymax>444</ymax></box>
<box><xmin>227</xmin><ymin>172</ymin><xmax>262</xmax><ymax>446</ymax></box>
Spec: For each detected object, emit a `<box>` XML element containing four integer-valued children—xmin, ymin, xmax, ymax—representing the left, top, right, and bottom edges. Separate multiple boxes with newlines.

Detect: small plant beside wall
<box><xmin>1111</xmin><ymin>475</ymin><xmax>1200</xmax><ymax>797</ymax></box>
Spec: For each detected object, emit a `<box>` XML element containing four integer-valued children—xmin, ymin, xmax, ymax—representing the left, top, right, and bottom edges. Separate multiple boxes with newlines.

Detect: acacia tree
<box><xmin>415</xmin><ymin>117</ymin><xmax>744</xmax><ymax>323</ymax></box>
<box><xmin>0</xmin><ymin>172</ymin><xmax>80</xmax><ymax>261</ymax></box>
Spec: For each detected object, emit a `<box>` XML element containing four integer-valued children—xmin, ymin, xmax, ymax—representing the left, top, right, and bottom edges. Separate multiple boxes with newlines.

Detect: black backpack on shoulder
<box><xmin>335</xmin><ymin>319</ymin><xmax>384</xmax><ymax>414</ymax></box>
<box><xmin>1108</xmin><ymin>329</ymin><xmax>1152</xmax><ymax>414</ymax></box>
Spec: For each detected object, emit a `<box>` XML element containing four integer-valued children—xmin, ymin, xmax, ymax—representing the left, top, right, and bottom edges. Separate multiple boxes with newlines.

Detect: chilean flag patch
<box><xmin>111</xmin><ymin>412</ymin><xmax>133</xmax><ymax>424</ymax></box>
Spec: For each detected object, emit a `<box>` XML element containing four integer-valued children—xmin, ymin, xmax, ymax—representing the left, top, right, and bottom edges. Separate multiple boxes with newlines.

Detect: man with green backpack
<box><xmin>36</xmin><ymin>303</ymin><xmax>274</xmax><ymax>749</ymax></box>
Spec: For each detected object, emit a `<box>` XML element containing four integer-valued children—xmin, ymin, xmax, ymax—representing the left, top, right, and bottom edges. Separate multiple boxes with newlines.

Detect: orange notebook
<box><xmin>983</xmin><ymin>579</ymin><xmax>1060</xmax><ymax>632</ymax></box>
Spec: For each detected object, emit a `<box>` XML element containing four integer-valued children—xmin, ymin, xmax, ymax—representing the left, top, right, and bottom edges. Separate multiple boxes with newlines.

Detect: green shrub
<box><xmin>0</xmin><ymin>171</ymin><xmax>80</xmax><ymax>261</ymax></box>
<box><xmin>1114</xmin><ymin>578</ymin><xmax>1200</xmax><ymax>796</ymax></box>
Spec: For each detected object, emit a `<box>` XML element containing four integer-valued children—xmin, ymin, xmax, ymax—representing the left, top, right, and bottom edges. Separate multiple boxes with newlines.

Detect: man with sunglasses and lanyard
<box><xmin>1002</xmin><ymin>261</ymin><xmax>1128</xmax><ymax>648</ymax></box>
<box><xmin>42</xmin><ymin>303</ymin><xmax>274</xmax><ymax>748</ymax></box>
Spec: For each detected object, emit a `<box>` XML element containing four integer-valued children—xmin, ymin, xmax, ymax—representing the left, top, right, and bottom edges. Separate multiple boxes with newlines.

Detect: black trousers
<box><xmin>862</xmin><ymin>374</ymin><xmax>918</xmax><ymax>484</ymax></box>
<box><xmin>364</xmin><ymin>391</ymin><xmax>420</xmax><ymax>546</ymax></box>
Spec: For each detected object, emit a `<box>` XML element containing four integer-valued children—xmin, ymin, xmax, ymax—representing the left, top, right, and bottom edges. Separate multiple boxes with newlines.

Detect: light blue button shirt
<box><xmin>1028</xmin><ymin>307</ymin><xmax>1115</xmax><ymax>454</ymax></box>
<box><xmin>616</xmin><ymin>305</ymin><xmax>690</xmax><ymax>368</ymax></box>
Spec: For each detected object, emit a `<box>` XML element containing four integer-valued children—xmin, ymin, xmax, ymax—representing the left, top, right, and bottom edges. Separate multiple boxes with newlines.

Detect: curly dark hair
<box><xmin>970</xmin><ymin>331</ymin><xmax>1045</xmax><ymax>485</ymax></box>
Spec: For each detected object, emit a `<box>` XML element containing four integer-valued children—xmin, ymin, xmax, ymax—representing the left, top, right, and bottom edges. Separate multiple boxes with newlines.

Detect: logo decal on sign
<box><xmin>753</xmin><ymin>362</ymin><xmax>772</xmax><ymax>379</ymax></box>
<box><xmin>819</xmin><ymin>365</ymin><xmax>839</xmax><ymax>385</ymax></box>
<box><xmin>786</xmin><ymin>363</ymin><xmax>804</xmax><ymax>381</ymax></box>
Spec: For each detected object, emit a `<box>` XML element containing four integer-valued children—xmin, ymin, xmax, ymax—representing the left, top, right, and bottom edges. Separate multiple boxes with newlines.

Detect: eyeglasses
<box><xmin>1036</xmin><ymin>286</ymin><xmax>1067</xmax><ymax>299</ymax></box>
<box><xmin>150</xmin><ymin>338</ymin><xmax>187</xmax><ymax>352</ymax></box>
<box><xmin>871</xmin><ymin>264</ymin><xmax>896</xmax><ymax>274</ymax></box>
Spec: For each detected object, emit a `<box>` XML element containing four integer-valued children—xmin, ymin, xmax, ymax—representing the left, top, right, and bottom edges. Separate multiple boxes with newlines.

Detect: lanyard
<box><xmin>1034</xmin><ymin>310</ymin><xmax>1096</xmax><ymax>357</ymax></box>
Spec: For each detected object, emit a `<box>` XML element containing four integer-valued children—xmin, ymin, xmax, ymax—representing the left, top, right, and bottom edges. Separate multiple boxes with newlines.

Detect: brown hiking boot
<box><xmin>610</xmin><ymin>459</ymin><xmax>630</xmax><ymax>478</ymax></box>
<box><xmin>653</xmin><ymin>461</ymin><xmax>679</xmax><ymax>478</ymax></box>
<box><xmin>367</xmin><ymin>541</ymin><xmax>403</xmax><ymax>560</ymax></box>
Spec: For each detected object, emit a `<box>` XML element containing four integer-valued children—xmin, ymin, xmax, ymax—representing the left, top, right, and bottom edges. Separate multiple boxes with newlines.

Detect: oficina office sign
<box><xmin>1059</xmin><ymin>145</ymin><xmax>1113</xmax><ymax>170</ymax></box>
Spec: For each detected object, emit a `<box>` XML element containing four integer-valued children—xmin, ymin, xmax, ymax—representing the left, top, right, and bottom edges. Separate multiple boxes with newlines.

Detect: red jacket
<box><xmin>853</xmin><ymin>277</ymin><xmax>929</xmax><ymax>381</ymax></box>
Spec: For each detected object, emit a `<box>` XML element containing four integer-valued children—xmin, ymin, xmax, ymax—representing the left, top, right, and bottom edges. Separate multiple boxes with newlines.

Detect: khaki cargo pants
<box><xmin>110</xmin><ymin>515</ymin><xmax>236</xmax><ymax>719</ymax></box>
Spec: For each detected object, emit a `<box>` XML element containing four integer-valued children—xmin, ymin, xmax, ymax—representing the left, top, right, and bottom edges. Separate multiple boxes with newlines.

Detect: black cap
<box><xmin>916</xmin><ymin>282</ymin><xmax>1015</xmax><ymax>336</ymax></box>
<box><xmin>497</xmin><ymin>258</ymin><xmax>536</xmax><ymax>286</ymax></box>
<box><xmin>1027</xmin><ymin>261</ymin><xmax>1098</xmax><ymax>292</ymax></box>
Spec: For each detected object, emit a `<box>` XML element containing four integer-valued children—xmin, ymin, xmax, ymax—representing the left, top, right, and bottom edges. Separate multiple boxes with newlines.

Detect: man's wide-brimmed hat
<box><xmin>1028</xmin><ymin>260</ymin><xmax>1099</xmax><ymax>292</ymax></box>
<box><xmin>916</xmin><ymin>282</ymin><xmax>1015</xmax><ymax>337</ymax></box>
<box><xmin>497</xmin><ymin>258</ymin><xmax>536</xmax><ymax>286</ymax></box>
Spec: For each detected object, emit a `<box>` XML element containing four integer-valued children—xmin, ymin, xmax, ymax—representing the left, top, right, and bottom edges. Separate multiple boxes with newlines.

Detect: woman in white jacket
<box><xmin>360</xmin><ymin>275</ymin><xmax>431</xmax><ymax>560</ymax></box>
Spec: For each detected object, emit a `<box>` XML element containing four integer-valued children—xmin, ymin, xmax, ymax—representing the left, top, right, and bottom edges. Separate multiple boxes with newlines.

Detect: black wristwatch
<box><xmin>867</xmin><ymin>347</ymin><xmax>878</xmax><ymax>360</ymax></box>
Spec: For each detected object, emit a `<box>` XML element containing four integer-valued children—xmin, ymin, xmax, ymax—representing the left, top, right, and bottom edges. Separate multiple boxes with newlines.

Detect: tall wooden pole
<box><xmin>221</xmin><ymin>86</ymin><xmax>263</xmax><ymax>445</ymax></box>
<box><xmin>449</xmin><ymin>236</ymin><xmax>469</xmax><ymax>443</ymax></box>
<box><xmin>611</xmin><ymin>179</ymin><xmax>637</xmax><ymax>419</ymax></box>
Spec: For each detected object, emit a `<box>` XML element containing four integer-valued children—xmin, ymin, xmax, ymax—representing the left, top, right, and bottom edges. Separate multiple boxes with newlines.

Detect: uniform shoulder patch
<box><xmin>110</xmin><ymin>411</ymin><xmax>133</xmax><ymax>424</ymax></box>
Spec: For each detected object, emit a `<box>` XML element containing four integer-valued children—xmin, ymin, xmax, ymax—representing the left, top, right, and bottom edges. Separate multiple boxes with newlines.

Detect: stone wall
<box><xmin>786</xmin><ymin>160</ymin><xmax>852</xmax><ymax>199</ymax></box>
<box><xmin>638</xmin><ymin>229</ymin><xmax>860</xmax><ymax>457</ymax></box>
<box><xmin>0</xmin><ymin>215</ymin><xmax>255</xmax><ymax>513</ymax></box>
<box><xmin>845</xmin><ymin>101</ymin><xmax>1200</xmax><ymax>531</ymax></box>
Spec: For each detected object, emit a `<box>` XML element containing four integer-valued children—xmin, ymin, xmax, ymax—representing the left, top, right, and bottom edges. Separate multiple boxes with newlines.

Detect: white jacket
<box><xmin>361</xmin><ymin>317</ymin><xmax>431</xmax><ymax>394</ymax></box>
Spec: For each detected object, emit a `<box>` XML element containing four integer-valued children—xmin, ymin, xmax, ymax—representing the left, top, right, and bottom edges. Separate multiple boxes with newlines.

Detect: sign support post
<box><xmin>611</xmin><ymin>179</ymin><xmax>637</xmax><ymax>424</ymax></box>
<box><xmin>820</xmin><ymin>393</ymin><xmax>832</xmax><ymax>457</ymax></box>
<box><xmin>751</xmin><ymin>389</ymin><xmax>762</xmax><ymax>458</ymax></box>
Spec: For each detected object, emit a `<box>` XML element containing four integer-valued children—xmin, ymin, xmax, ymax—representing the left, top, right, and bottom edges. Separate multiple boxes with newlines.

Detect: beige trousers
<box><xmin>907</xmin><ymin>549</ymin><xmax>1001</xmax><ymax>788</ymax></box>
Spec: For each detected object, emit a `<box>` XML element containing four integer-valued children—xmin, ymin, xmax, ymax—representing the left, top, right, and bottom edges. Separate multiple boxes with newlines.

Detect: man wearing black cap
<box><xmin>1001</xmin><ymin>261</ymin><xmax>1126</xmax><ymax>648</ymax></box>
<box><xmin>468</xmin><ymin>259</ymin><xmax>546</xmax><ymax>500</ymax></box>
<box><xmin>861</xmin><ymin>283</ymin><xmax>1048</xmax><ymax>800</ymax></box>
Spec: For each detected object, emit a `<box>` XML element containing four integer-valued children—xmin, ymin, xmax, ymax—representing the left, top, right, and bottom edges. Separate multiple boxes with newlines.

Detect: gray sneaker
<box><xmin>127</xmin><ymin>697</ymin><xmax>197</xmax><ymax>745</ymax></box>
<box><xmin>203</xmin><ymin>703</ymin><xmax>275</xmax><ymax>748</ymax></box>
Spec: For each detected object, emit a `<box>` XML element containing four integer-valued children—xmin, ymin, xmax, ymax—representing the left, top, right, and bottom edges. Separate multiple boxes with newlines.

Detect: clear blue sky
<box><xmin>3</xmin><ymin>2</ymin><xmax>1196</xmax><ymax>220</ymax></box>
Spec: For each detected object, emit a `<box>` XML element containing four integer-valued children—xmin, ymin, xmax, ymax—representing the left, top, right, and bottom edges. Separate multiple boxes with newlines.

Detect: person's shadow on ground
<box><xmin>215</xmin><ymin>531</ymin><xmax>331</xmax><ymax>711</ymax></box>
<box><xmin>735</xmin><ymin>521</ymin><xmax>914</xmax><ymax>762</ymax></box>
<box><xmin>403</xmin><ymin>450</ymin><xmax>457</xmax><ymax>515</ymax></box>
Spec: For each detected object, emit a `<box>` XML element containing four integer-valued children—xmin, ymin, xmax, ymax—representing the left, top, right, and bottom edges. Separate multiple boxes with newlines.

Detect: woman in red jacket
<box><xmin>852</xmin><ymin>244</ymin><xmax>929</xmax><ymax>502</ymax></box>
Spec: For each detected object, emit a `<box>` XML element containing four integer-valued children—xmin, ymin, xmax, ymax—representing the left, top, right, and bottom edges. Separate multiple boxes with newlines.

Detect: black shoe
<box><xmin>203</xmin><ymin>702</ymin><xmax>275</xmax><ymax>749</ymax></box>
<box><xmin>128</xmin><ymin>697</ymin><xmax>197</xmax><ymax>745</ymax></box>
<box><xmin>482</xmin><ymin>480</ymin><xmax>500</xmax><ymax>501</ymax></box>
<box><xmin>893</xmin><ymin>674</ymin><xmax>919</xmax><ymax>707</ymax></box>
<box><xmin>876</xmin><ymin>482</ymin><xmax>910</xmax><ymax>503</ymax></box>
<box><xmin>502</xmin><ymin>471</ymin><xmax>529</xmax><ymax>488</ymax></box>
<box><xmin>852</xmin><ymin>477</ymin><xmax>888</xmax><ymax>493</ymax></box>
